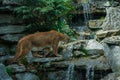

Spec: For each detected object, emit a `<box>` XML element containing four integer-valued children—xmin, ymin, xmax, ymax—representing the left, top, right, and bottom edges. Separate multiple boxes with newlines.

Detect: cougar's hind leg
<box><xmin>17</xmin><ymin>41</ymin><xmax>32</xmax><ymax>66</ymax></box>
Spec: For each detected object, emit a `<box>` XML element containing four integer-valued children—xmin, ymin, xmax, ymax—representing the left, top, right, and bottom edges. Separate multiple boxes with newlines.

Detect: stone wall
<box><xmin>0</xmin><ymin>0</ymin><xmax>27</xmax><ymax>56</ymax></box>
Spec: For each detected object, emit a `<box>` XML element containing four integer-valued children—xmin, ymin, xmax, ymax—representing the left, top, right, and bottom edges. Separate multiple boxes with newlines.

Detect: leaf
<box><xmin>40</xmin><ymin>6</ymin><xmax>53</xmax><ymax>13</ymax></box>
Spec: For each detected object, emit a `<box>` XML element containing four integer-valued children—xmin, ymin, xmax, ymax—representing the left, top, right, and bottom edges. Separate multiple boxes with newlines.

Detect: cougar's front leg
<box><xmin>52</xmin><ymin>40</ymin><xmax>62</xmax><ymax>57</ymax></box>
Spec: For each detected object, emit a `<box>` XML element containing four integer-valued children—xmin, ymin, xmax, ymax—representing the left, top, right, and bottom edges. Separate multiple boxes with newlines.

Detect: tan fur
<box><xmin>7</xmin><ymin>30</ymin><xmax>69</xmax><ymax>65</ymax></box>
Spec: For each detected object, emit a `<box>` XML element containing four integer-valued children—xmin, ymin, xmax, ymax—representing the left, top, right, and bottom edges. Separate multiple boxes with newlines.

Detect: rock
<box><xmin>102</xmin><ymin>36</ymin><xmax>120</xmax><ymax>45</ymax></box>
<box><xmin>51</xmin><ymin>56</ymin><xmax>110</xmax><ymax>70</ymax></box>
<box><xmin>78</xmin><ymin>32</ymin><xmax>90</xmax><ymax>40</ymax></box>
<box><xmin>88</xmin><ymin>20</ymin><xmax>103</xmax><ymax>29</ymax></box>
<box><xmin>101</xmin><ymin>72</ymin><xmax>120</xmax><ymax>80</ymax></box>
<box><xmin>0</xmin><ymin>6</ymin><xmax>14</xmax><ymax>12</ymax></box>
<box><xmin>2</xmin><ymin>0</ymin><xmax>20</xmax><ymax>5</ymax></box>
<box><xmin>116</xmin><ymin>76</ymin><xmax>120</xmax><ymax>80</ymax></box>
<box><xmin>100</xmin><ymin>73</ymin><xmax>116</xmax><ymax>80</ymax></box>
<box><xmin>96</xmin><ymin>30</ymin><xmax>108</xmax><ymax>39</ymax></box>
<box><xmin>15</xmin><ymin>73</ymin><xmax>40</xmax><ymax>80</ymax></box>
<box><xmin>101</xmin><ymin>7</ymin><xmax>120</xmax><ymax>30</ymax></box>
<box><xmin>0</xmin><ymin>47</ymin><xmax>9</xmax><ymax>56</ymax></box>
<box><xmin>102</xmin><ymin>43</ymin><xmax>120</xmax><ymax>73</ymax></box>
<box><xmin>0</xmin><ymin>0</ymin><xmax>2</xmax><ymax>3</ymax></box>
<box><xmin>1</xmin><ymin>34</ymin><xmax>25</xmax><ymax>42</ymax></box>
<box><xmin>0</xmin><ymin>25</ymin><xmax>27</xmax><ymax>34</ymax></box>
<box><xmin>0</xmin><ymin>14</ymin><xmax>23</xmax><ymax>24</ymax></box>
<box><xmin>73</xmin><ymin>51</ymin><xmax>86</xmax><ymax>57</ymax></box>
<box><xmin>0</xmin><ymin>56</ymin><xmax>12</xmax><ymax>63</ymax></box>
<box><xmin>92</xmin><ymin>0</ymin><xmax>109</xmax><ymax>9</ymax></box>
<box><xmin>62</xmin><ymin>40</ymin><xmax>85</xmax><ymax>50</ymax></box>
<box><xmin>47</xmin><ymin>71</ymin><xmax>67</xmax><ymax>80</ymax></box>
<box><xmin>103</xmin><ymin>1</ymin><xmax>111</xmax><ymax>7</ymax></box>
<box><xmin>60</xmin><ymin>40</ymin><xmax>86</xmax><ymax>58</ymax></box>
<box><xmin>96</xmin><ymin>30</ymin><xmax>120</xmax><ymax>39</ymax></box>
<box><xmin>30</xmin><ymin>57</ymin><xmax>66</xmax><ymax>63</ymax></box>
<box><xmin>6</xmin><ymin>64</ymin><xmax>26</xmax><ymax>73</ymax></box>
<box><xmin>61</xmin><ymin>44</ymin><xmax>73</xmax><ymax>58</ymax></box>
<box><xmin>111</xmin><ymin>2</ymin><xmax>119</xmax><ymax>7</ymax></box>
<box><xmin>85</xmin><ymin>40</ymin><xmax>104</xmax><ymax>55</ymax></box>
<box><xmin>0</xmin><ymin>14</ymin><xmax>14</xmax><ymax>24</ymax></box>
<box><xmin>0</xmin><ymin>63</ymin><xmax>13</xmax><ymax>80</ymax></box>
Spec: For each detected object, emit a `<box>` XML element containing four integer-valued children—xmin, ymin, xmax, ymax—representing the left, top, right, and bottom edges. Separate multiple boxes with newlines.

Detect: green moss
<box><xmin>79</xmin><ymin>45</ymin><xmax>89</xmax><ymax>56</ymax></box>
<box><xmin>21</xmin><ymin>57</ymin><xmax>28</xmax><ymax>65</ymax></box>
<box><xmin>6</xmin><ymin>67</ymin><xmax>13</xmax><ymax>76</ymax></box>
<box><xmin>100</xmin><ymin>16</ymin><xmax>105</xmax><ymax>20</ymax></box>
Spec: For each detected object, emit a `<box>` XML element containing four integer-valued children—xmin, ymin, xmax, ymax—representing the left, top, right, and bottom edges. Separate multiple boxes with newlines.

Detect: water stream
<box><xmin>66</xmin><ymin>63</ymin><xmax>75</xmax><ymax>80</ymax></box>
<box><xmin>73</xmin><ymin>0</ymin><xmax>94</xmax><ymax>40</ymax></box>
<box><xmin>86</xmin><ymin>65</ymin><xmax>95</xmax><ymax>80</ymax></box>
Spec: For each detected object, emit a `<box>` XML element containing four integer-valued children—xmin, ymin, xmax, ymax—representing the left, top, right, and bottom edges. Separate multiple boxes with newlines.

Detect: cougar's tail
<box><xmin>6</xmin><ymin>43</ymin><xmax>23</xmax><ymax>65</ymax></box>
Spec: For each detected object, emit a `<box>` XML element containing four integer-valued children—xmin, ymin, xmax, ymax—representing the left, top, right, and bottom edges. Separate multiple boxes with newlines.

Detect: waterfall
<box><xmin>86</xmin><ymin>65</ymin><xmax>95</xmax><ymax>80</ymax></box>
<box><xmin>66</xmin><ymin>63</ymin><xmax>75</xmax><ymax>80</ymax></box>
<box><xmin>81</xmin><ymin>1</ymin><xmax>93</xmax><ymax>31</ymax></box>
<box><xmin>82</xmin><ymin>3</ymin><xmax>92</xmax><ymax>23</ymax></box>
<box><xmin>73</xmin><ymin>0</ymin><xmax>94</xmax><ymax>40</ymax></box>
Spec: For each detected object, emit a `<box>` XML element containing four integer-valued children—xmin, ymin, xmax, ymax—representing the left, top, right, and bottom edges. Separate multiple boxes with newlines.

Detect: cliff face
<box><xmin>0</xmin><ymin>0</ymin><xmax>120</xmax><ymax>80</ymax></box>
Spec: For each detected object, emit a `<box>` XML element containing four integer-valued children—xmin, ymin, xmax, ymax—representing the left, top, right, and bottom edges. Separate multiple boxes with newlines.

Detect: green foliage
<box><xmin>100</xmin><ymin>16</ymin><xmax>105</xmax><ymax>20</ymax></box>
<box><xmin>21</xmin><ymin>57</ymin><xmax>28</xmax><ymax>65</ymax></box>
<box><xmin>79</xmin><ymin>45</ymin><xmax>89</xmax><ymax>56</ymax></box>
<box><xmin>15</xmin><ymin>0</ymin><xmax>75</xmax><ymax>33</ymax></box>
<box><xmin>51</xmin><ymin>18</ymin><xmax>77</xmax><ymax>41</ymax></box>
<box><xmin>6</xmin><ymin>67</ymin><xmax>13</xmax><ymax>75</ymax></box>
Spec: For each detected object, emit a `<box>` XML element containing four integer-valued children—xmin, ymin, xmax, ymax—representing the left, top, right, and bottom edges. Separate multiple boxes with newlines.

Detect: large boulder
<box><xmin>85</xmin><ymin>40</ymin><xmax>104</xmax><ymax>56</ymax></box>
<box><xmin>88</xmin><ymin>20</ymin><xmax>103</xmax><ymax>29</ymax></box>
<box><xmin>101</xmin><ymin>6</ymin><xmax>120</xmax><ymax>30</ymax></box>
<box><xmin>102</xmin><ymin>42</ymin><xmax>120</xmax><ymax>73</ymax></box>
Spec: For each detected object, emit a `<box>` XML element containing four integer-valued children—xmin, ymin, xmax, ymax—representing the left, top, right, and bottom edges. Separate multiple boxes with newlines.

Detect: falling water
<box><xmin>86</xmin><ymin>65</ymin><xmax>95</xmax><ymax>80</ymax></box>
<box><xmin>66</xmin><ymin>63</ymin><xmax>75</xmax><ymax>80</ymax></box>
<box><xmin>73</xmin><ymin>0</ymin><xmax>94</xmax><ymax>40</ymax></box>
<box><xmin>82</xmin><ymin>1</ymin><xmax>93</xmax><ymax>31</ymax></box>
<box><xmin>82</xmin><ymin>3</ymin><xmax>92</xmax><ymax>23</ymax></box>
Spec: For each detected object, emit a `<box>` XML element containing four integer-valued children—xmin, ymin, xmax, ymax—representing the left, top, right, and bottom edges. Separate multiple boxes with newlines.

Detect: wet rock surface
<box><xmin>15</xmin><ymin>73</ymin><xmax>40</xmax><ymax>80</ymax></box>
<box><xmin>0</xmin><ymin>25</ymin><xmax>27</xmax><ymax>34</ymax></box>
<box><xmin>85</xmin><ymin>40</ymin><xmax>104</xmax><ymax>56</ymax></box>
<box><xmin>103</xmin><ymin>44</ymin><xmax>120</xmax><ymax>73</ymax></box>
<box><xmin>88</xmin><ymin>20</ymin><xmax>103</xmax><ymax>29</ymax></box>
<box><xmin>102</xmin><ymin>36</ymin><xmax>120</xmax><ymax>45</ymax></box>
<box><xmin>6</xmin><ymin>64</ymin><xmax>26</xmax><ymax>73</ymax></box>
<box><xmin>96</xmin><ymin>30</ymin><xmax>120</xmax><ymax>39</ymax></box>
<box><xmin>0</xmin><ymin>63</ymin><xmax>13</xmax><ymax>80</ymax></box>
<box><xmin>1</xmin><ymin>34</ymin><xmax>25</xmax><ymax>42</ymax></box>
<box><xmin>101</xmin><ymin>7</ymin><xmax>120</xmax><ymax>30</ymax></box>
